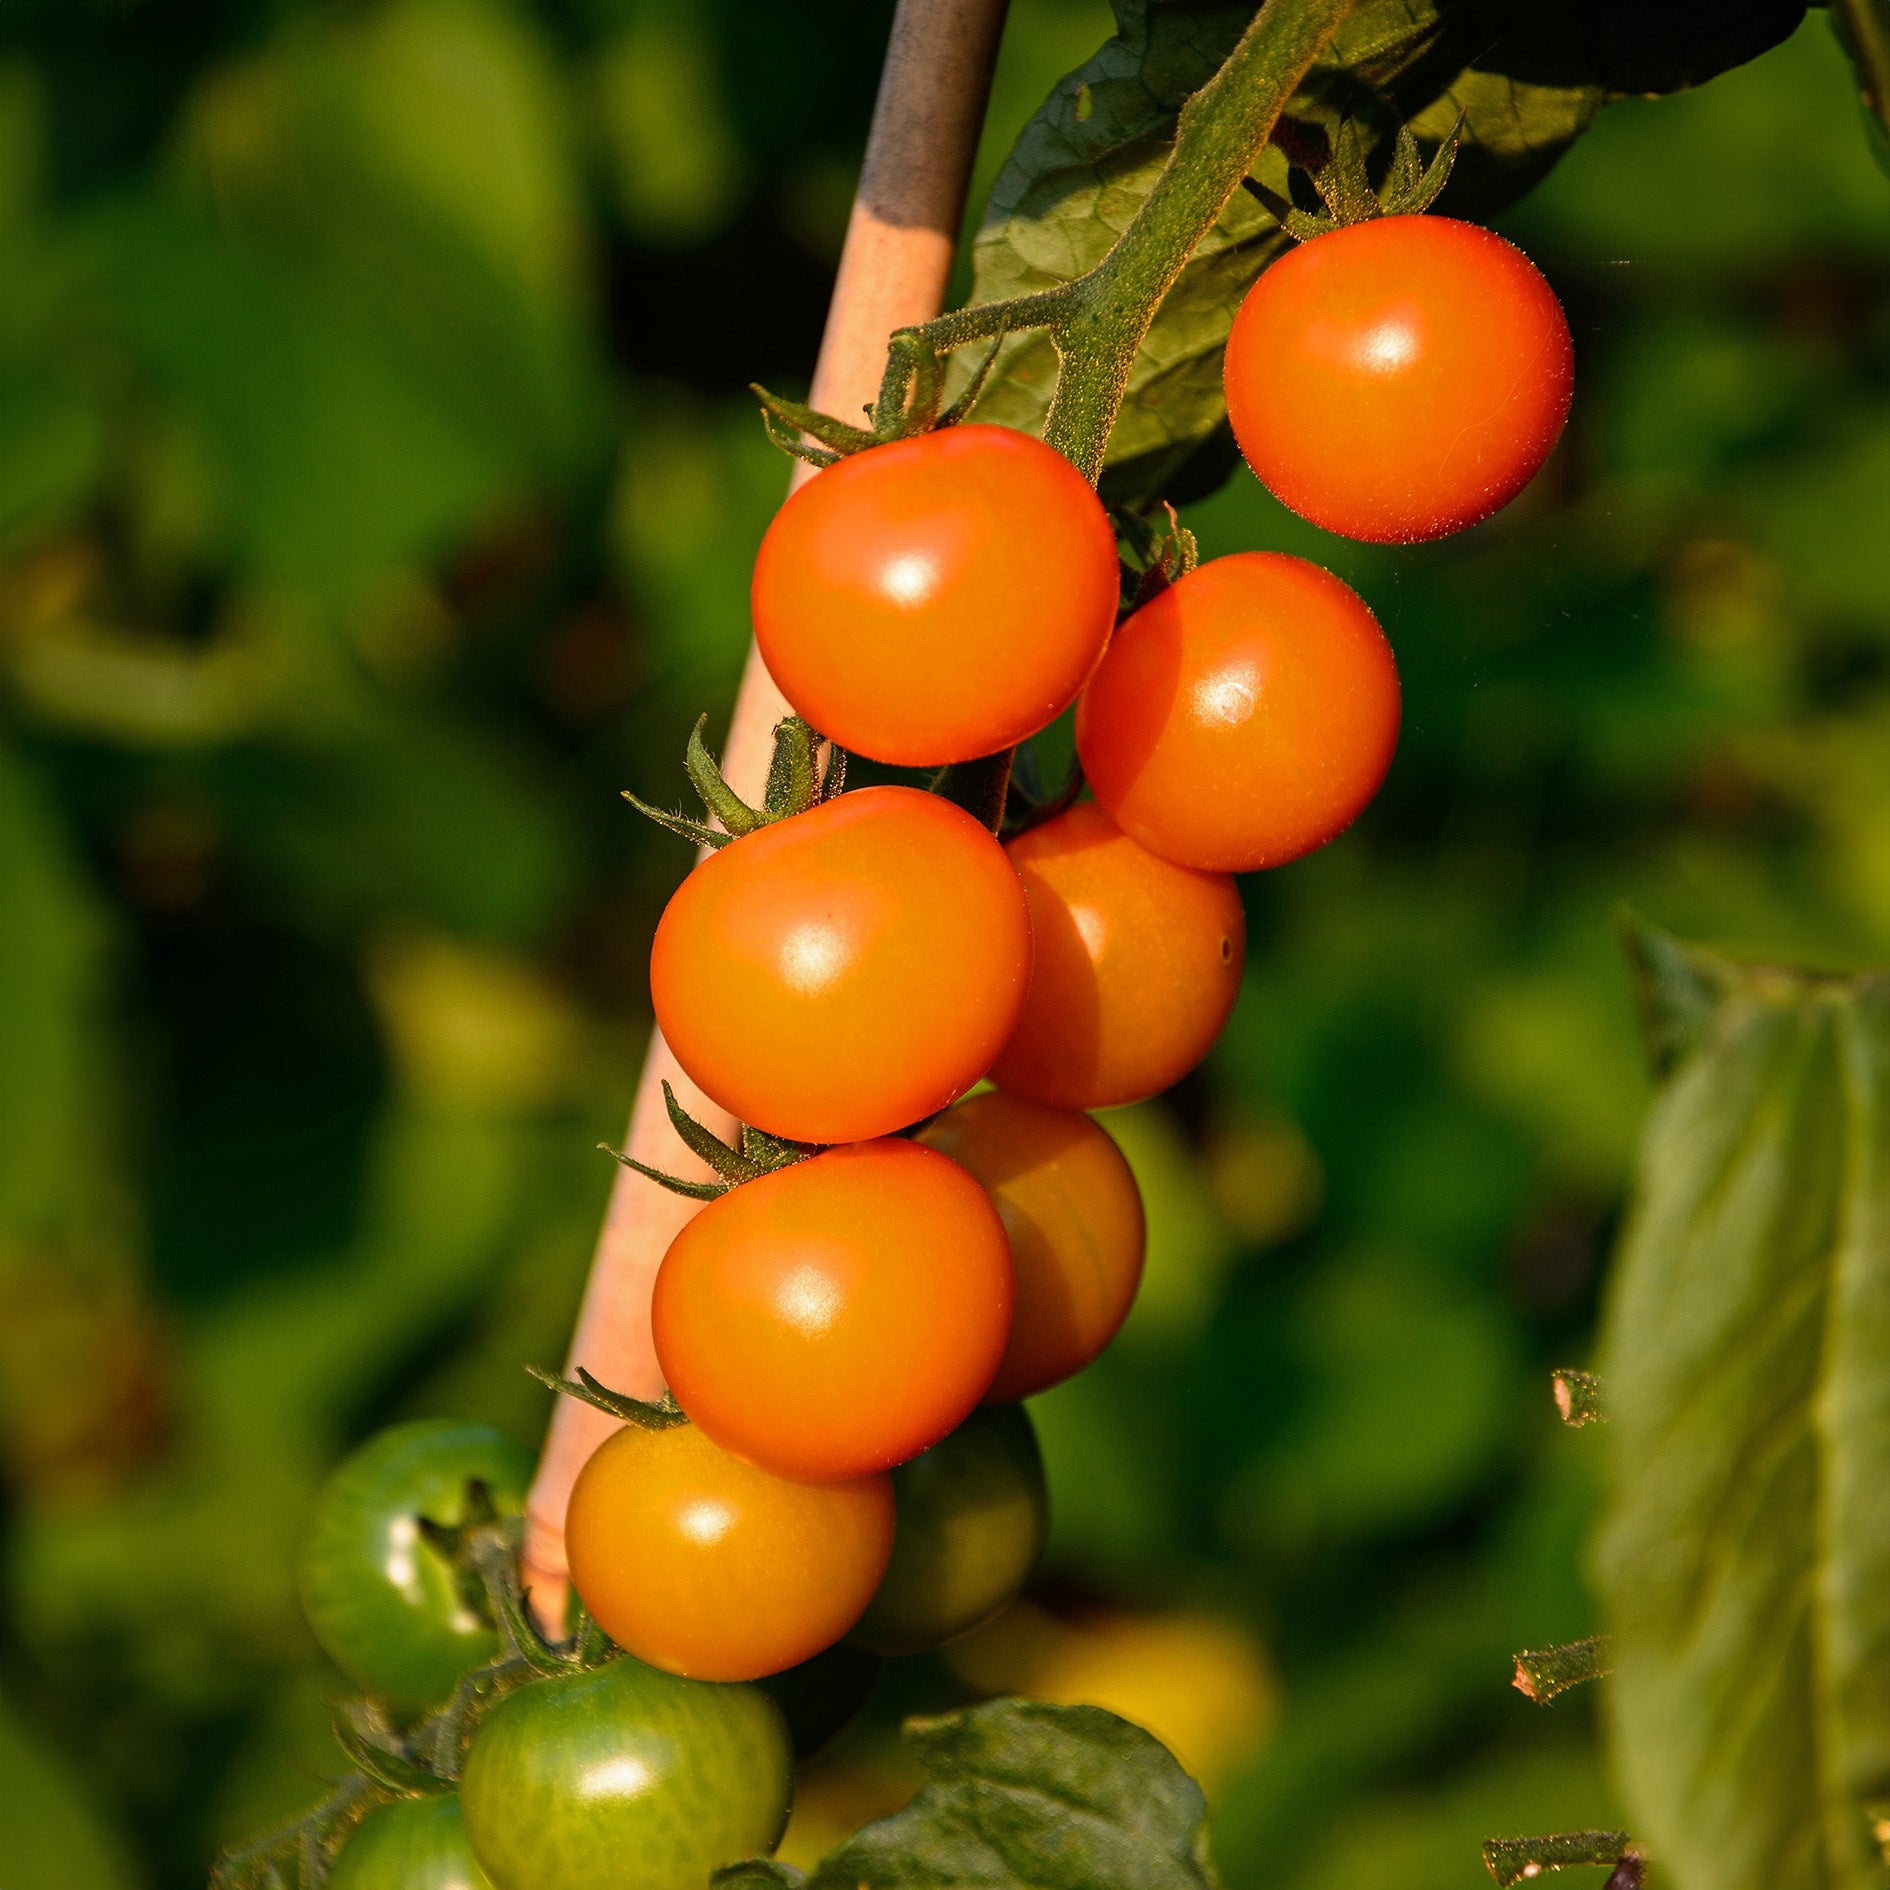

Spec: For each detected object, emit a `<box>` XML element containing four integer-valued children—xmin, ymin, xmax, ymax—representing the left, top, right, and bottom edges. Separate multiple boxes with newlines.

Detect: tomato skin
<box><xmin>849</xmin><ymin>1404</ymin><xmax>1047</xmax><ymax>1657</ymax></box>
<box><xmin>650</xmin><ymin>786</ymin><xmax>1032</xmax><ymax>1145</ymax></box>
<box><xmin>919</xmin><ymin>1092</ymin><xmax>1145</xmax><ymax>1402</ymax></box>
<box><xmin>653</xmin><ymin>1139</ymin><xmax>1013</xmax><ymax>1481</ymax></box>
<box><xmin>564</xmin><ymin>1420</ymin><xmax>893</xmax><ymax>1681</ymax></box>
<box><xmin>327</xmin><ymin>1795</ymin><xmax>492</xmax><ymax>1890</ymax></box>
<box><xmin>1076</xmin><ymin>553</ymin><xmax>1399</xmax><ymax>872</ymax></box>
<box><xmin>297</xmin><ymin>1421</ymin><xmax>532</xmax><ymax>1714</ymax></box>
<box><xmin>1224</xmin><ymin>215</ymin><xmax>1573</xmax><ymax>544</ymax></box>
<box><xmin>751</xmin><ymin>425</ymin><xmax>1120</xmax><ymax>766</ymax></box>
<box><xmin>989</xmin><ymin>803</ymin><xmax>1244</xmax><ymax>1109</ymax></box>
<box><xmin>459</xmin><ymin>1655</ymin><xmax>792</xmax><ymax>1890</ymax></box>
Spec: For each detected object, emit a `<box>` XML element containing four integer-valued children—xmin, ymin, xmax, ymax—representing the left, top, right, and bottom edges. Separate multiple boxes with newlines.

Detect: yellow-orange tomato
<box><xmin>989</xmin><ymin>802</ymin><xmax>1243</xmax><ymax>1110</ymax></box>
<box><xmin>565</xmin><ymin>1420</ymin><xmax>893</xmax><ymax>1682</ymax></box>
<box><xmin>752</xmin><ymin>425</ymin><xmax>1120</xmax><ymax>766</ymax></box>
<box><xmin>920</xmin><ymin>1092</ymin><xmax>1145</xmax><ymax>1403</ymax></box>
<box><xmin>649</xmin><ymin>786</ymin><xmax>1031</xmax><ymax>1145</ymax></box>
<box><xmin>1076</xmin><ymin>553</ymin><xmax>1399</xmax><ymax>872</ymax></box>
<box><xmin>652</xmin><ymin>1139</ymin><xmax>1013</xmax><ymax>1482</ymax></box>
<box><xmin>1224</xmin><ymin>216</ymin><xmax>1573</xmax><ymax>544</ymax></box>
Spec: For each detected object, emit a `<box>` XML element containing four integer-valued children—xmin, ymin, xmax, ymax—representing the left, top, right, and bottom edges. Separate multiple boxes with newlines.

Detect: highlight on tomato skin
<box><xmin>563</xmin><ymin>1418</ymin><xmax>895</xmax><ymax>1683</ymax></box>
<box><xmin>751</xmin><ymin>423</ymin><xmax>1121</xmax><ymax>766</ymax></box>
<box><xmin>652</xmin><ymin>1137</ymin><xmax>1015</xmax><ymax>1483</ymax></box>
<box><xmin>1223</xmin><ymin>214</ymin><xmax>1574</xmax><ymax>544</ymax></box>
<box><xmin>649</xmin><ymin>783</ymin><xmax>1032</xmax><ymax>1146</ymax></box>
<box><xmin>989</xmin><ymin>800</ymin><xmax>1245</xmax><ymax>1112</ymax></box>
<box><xmin>1076</xmin><ymin>552</ymin><xmax>1400</xmax><ymax>874</ymax></box>
<box><xmin>918</xmin><ymin>1090</ymin><xmax>1146</xmax><ymax>1404</ymax></box>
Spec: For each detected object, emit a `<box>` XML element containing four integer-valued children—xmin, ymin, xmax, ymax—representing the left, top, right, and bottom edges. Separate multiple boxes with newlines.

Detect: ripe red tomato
<box><xmin>989</xmin><ymin>802</ymin><xmax>1244</xmax><ymax>1109</ymax></box>
<box><xmin>1224</xmin><ymin>215</ymin><xmax>1573</xmax><ymax>543</ymax></box>
<box><xmin>650</xmin><ymin>786</ymin><xmax>1031</xmax><ymax>1145</ymax></box>
<box><xmin>653</xmin><ymin>1139</ymin><xmax>1013</xmax><ymax>1481</ymax></box>
<box><xmin>751</xmin><ymin>424</ymin><xmax>1120</xmax><ymax>765</ymax></box>
<box><xmin>1076</xmin><ymin>552</ymin><xmax>1399</xmax><ymax>872</ymax></box>
<box><xmin>564</xmin><ymin>1419</ymin><xmax>893</xmax><ymax>1681</ymax></box>
<box><xmin>459</xmin><ymin>1652</ymin><xmax>793</xmax><ymax>1888</ymax></box>
<box><xmin>919</xmin><ymin>1091</ymin><xmax>1145</xmax><ymax>1402</ymax></box>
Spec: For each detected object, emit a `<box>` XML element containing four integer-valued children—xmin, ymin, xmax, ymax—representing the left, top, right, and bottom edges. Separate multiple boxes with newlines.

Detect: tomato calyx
<box><xmin>1248</xmin><ymin>113</ymin><xmax>1462</xmax><ymax>241</ymax></box>
<box><xmin>1114</xmin><ymin>498</ymin><xmax>1199</xmax><ymax>612</ymax></box>
<box><xmin>624</xmin><ymin>713</ymin><xmax>845</xmax><ymax>854</ymax></box>
<box><xmin>750</xmin><ymin>323</ymin><xmax>1007</xmax><ymax>470</ymax></box>
<box><xmin>529</xmin><ymin>1363</ymin><xmax>692</xmax><ymax>1434</ymax></box>
<box><xmin>213</xmin><ymin>1495</ymin><xmax>623</xmax><ymax>1889</ymax></box>
<box><xmin>600</xmin><ymin>1081</ymin><xmax>814</xmax><ymax>1204</ymax></box>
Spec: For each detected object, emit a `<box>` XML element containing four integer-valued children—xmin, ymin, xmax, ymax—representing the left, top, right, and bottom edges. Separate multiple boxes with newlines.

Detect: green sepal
<box><xmin>874</xmin><ymin>330</ymin><xmax>947</xmax><ymax>438</ymax></box>
<box><xmin>1512</xmin><ymin>1636</ymin><xmax>1612</xmax><ymax>1704</ymax></box>
<box><xmin>751</xmin><ymin>383</ymin><xmax>879</xmax><ymax>458</ymax></box>
<box><xmin>661</xmin><ymin>1082</ymin><xmax>771</xmax><ymax>1185</ymax></box>
<box><xmin>713</xmin><ymin>1865</ymin><xmax>806</xmax><ymax>1888</ymax></box>
<box><xmin>1481</xmin><ymin>1832</ymin><xmax>1634</xmax><ymax>1887</ymax></box>
<box><xmin>819</xmin><ymin>740</ymin><xmax>848</xmax><ymax>803</ymax></box>
<box><xmin>761</xmin><ymin>716</ymin><xmax>822</xmax><ymax>821</ymax></box>
<box><xmin>1255</xmin><ymin>111</ymin><xmax>1462</xmax><ymax>240</ymax></box>
<box><xmin>686</xmin><ymin>714</ymin><xmax>766</xmax><ymax>838</ymax></box>
<box><xmin>621</xmin><ymin>790</ymin><xmax>730</xmax><ymax>851</ymax></box>
<box><xmin>759</xmin><ymin>406</ymin><xmax>840</xmax><ymax>469</ymax></box>
<box><xmin>741</xmin><ymin>1122</ymin><xmax>813</xmax><ymax>1171</ymax></box>
<box><xmin>935</xmin><ymin>328</ymin><xmax>1008</xmax><ymax>429</ymax></box>
<box><xmin>529</xmin><ymin>1363</ymin><xmax>691</xmax><ymax>1431</ymax></box>
<box><xmin>331</xmin><ymin>1713</ymin><xmax>448</xmax><ymax>1797</ymax></box>
<box><xmin>599</xmin><ymin>1140</ymin><xmax>728</xmax><ymax>1202</ymax></box>
<box><xmin>1620</xmin><ymin>911</ymin><xmax>1741</xmax><ymax>1077</ymax></box>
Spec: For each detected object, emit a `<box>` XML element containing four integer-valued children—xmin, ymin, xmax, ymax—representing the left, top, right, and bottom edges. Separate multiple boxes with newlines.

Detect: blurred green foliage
<box><xmin>0</xmin><ymin>5</ymin><xmax>1882</xmax><ymax>1887</ymax></box>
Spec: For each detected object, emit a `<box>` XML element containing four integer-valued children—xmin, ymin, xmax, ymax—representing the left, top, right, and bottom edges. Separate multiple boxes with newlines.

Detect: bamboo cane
<box><xmin>523</xmin><ymin>0</ymin><xmax>1013</xmax><ymax>1616</ymax></box>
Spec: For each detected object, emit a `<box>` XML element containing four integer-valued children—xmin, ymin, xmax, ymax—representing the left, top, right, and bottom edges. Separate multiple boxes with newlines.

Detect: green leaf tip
<box><xmin>1481</xmin><ymin>1831</ymin><xmax>1633</xmax><ymax>1886</ymax></box>
<box><xmin>1618</xmin><ymin>911</ymin><xmax>1743</xmax><ymax>1076</ymax></box>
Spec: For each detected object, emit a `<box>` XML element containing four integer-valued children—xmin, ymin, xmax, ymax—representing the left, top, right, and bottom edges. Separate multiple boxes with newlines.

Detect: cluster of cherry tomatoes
<box><xmin>282</xmin><ymin>208</ymin><xmax>1572</xmax><ymax>1890</ymax></box>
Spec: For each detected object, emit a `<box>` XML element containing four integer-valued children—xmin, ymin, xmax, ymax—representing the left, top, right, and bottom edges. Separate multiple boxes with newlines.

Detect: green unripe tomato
<box><xmin>849</xmin><ymin>1403</ymin><xmax>1047</xmax><ymax>1657</ymax></box>
<box><xmin>298</xmin><ymin>1420</ymin><xmax>532</xmax><ymax>1713</ymax></box>
<box><xmin>459</xmin><ymin>1655</ymin><xmax>793</xmax><ymax>1890</ymax></box>
<box><xmin>327</xmin><ymin>1794</ymin><xmax>492</xmax><ymax>1890</ymax></box>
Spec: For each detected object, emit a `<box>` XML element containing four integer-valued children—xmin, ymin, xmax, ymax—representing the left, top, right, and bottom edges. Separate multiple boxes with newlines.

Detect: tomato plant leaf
<box><xmin>1594</xmin><ymin>929</ymin><xmax>1890</xmax><ymax>1890</ymax></box>
<box><xmin>959</xmin><ymin>0</ymin><xmax>1807</xmax><ymax>506</ymax></box>
<box><xmin>784</xmin><ymin>1697</ymin><xmax>1220</xmax><ymax>1888</ymax></box>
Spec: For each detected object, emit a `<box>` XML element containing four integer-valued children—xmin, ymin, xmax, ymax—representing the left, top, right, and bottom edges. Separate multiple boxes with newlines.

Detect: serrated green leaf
<box><xmin>959</xmin><ymin>0</ymin><xmax>1807</xmax><ymax>506</ymax></box>
<box><xmin>794</xmin><ymin>1698</ymin><xmax>1220</xmax><ymax>1889</ymax></box>
<box><xmin>1594</xmin><ymin>946</ymin><xmax>1890</xmax><ymax>1890</ymax></box>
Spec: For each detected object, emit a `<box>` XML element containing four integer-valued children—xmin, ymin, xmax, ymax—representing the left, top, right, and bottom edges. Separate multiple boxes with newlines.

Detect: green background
<box><xmin>0</xmin><ymin>3</ymin><xmax>1883</xmax><ymax>1885</ymax></box>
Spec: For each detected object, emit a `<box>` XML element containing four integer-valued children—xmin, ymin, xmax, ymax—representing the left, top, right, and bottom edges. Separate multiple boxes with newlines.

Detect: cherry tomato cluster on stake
<box><xmin>268</xmin><ymin>121</ymin><xmax>1576</xmax><ymax>1890</ymax></box>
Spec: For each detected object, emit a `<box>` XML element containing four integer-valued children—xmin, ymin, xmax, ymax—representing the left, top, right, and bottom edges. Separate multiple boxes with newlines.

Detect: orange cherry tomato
<box><xmin>919</xmin><ymin>1092</ymin><xmax>1145</xmax><ymax>1403</ymax></box>
<box><xmin>750</xmin><ymin>425</ymin><xmax>1121</xmax><ymax>766</ymax></box>
<box><xmin>652</xmin><ymin>1139</ymin><xmax>1013</xmax><ymax>1482</ymax></box>
<box><xmin>1076</xmin><ymin>553</ymin><xmax>1399</xmax><ymax>872</ymax></box>
<box><xmin>649</xmin><ymin>786</ymin><xmax>1032</xmax><ymax>1145</ymax></box>
<box><xmin>1224</xmin><ymin>216</ymin><xmax>1573</xmax><ymax>544</ymax></box>
<box><xmin>989</xmin><ymin>802</ymin><xmax>1244</xmax><ymax>1110</ymax></box>
<box><xmin>564</xmin><ymin>1419</ymin><xmax>893</xmax><ymax>1682</ymax></box>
